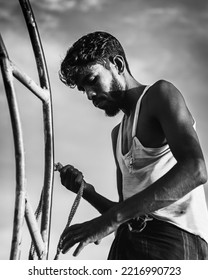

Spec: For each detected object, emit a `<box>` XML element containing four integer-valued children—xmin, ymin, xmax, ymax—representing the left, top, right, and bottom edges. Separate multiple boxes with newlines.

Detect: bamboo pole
<box><xmin>0</xmin><ymin>34</ymin><xmax>26</xmax><ymax>260</ymax></box>
<box><xmin>11</xmin><ymin>61</ymin><xmax>49</xmax><ymax>103</ymax></box>
<box><xmin>25</xmin><ymin>196</ymin><xmax>45</xmax><ymax>259</ymax></box>
<box><xmin>19</xmin><ymin>0</ymin><xmax>55</xmax><ymax>259</ymax></box>
<box><xmin>0</xmin><ymin>0</ymin><xmax>55</xmax><ymax>259</ymax></box>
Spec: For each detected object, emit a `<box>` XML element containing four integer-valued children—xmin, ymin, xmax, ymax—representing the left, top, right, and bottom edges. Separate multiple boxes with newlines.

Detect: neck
<box><xmin>120</xmin><ymin>76</ymin><xmax>146</xmax><ymax>116</ymax></box>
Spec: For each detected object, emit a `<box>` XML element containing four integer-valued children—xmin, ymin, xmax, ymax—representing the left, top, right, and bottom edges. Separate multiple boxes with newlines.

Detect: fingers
<box><xmin>74</xmin><ymin>172</ymin><xmax>84</xmax><ymax>188</ymax></box>
<box><xmin>58</xmin><ymin>164</ymin><xmax>84</xmax><ymax>192</ymax></box>
<box><xmin>61</xmin><ymin>224</ymin><xmax>82</xmax><ymax>252</ymax></box>
<box><xmin>54</xmin><ymin>162</ymin><xmax>63</xmax><ymax>172</ymax></box>
<box><xmin>59</xmin><ymin>164</ymin><xmax>72</xmax><ymax>186</ymax></box>
<box><xmin>62</xmin><ymin>239</ymin><xmax>87</xmax><ymax>257</ymax></box>
<box><xmin>73</xmin><ymin>242</ymin><xmax>87</xmax><ymax>257</ymax></box>
<box><xmin>62</xmin><ymin>239</ymin><xmax>88</xmax><ymax>257</ymax></box>
<box><xmin>62</xmin><ymin>236</ymin><xmax>81</xmax><ymax>254</ymax></box>
<box><xmin>61</xmin><ymin>225</ymin><xmax>88</xmax><ymax>256</ymax></box>
<box><xmin>60</xmin><ymin>220</ymin><xmax>102</xmax><ymax>257</ymax></box>
<box><xmin>62</xmin><ymin>236</ymin><xmax>100</xmax><ymax>256</ymax></box>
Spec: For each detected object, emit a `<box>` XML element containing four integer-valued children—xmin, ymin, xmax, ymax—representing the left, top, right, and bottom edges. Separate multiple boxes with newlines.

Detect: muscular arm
<box><xmin>60</xmin><ymin>80</ymin><xmax>207</xmax><ymax>256</ymax></box>
<box><xmin>82</xmin><ymin>183</ymin><xmax>117</xmax><ymax>214</ymax></box>
<box><xmin>59</xmin><ymin>125</ymin><xmax>122</xmax><ymax>214</ymax></box>
<box><xmin>59</xmin><ymin>168</ymin><xmax>118</xmax><ymax>214</ymax></box>
<box><xmin>83</xmin><ymin>124</ymin><xmax>123</xmax><ymax>212</ymax></box>
<box><xmin>109</xmin><ymin>80</ymin><xmax>207</xmax><ymax>224</ymax></box>
<box><xmin>81</xmin><ymin>124</ymin><xmax>123</xmax><ymax>212</ymax></box>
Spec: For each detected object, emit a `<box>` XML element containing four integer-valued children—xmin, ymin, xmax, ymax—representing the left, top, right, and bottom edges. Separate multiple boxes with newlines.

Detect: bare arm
<box><xmin>82</xmin><ymin>123</ymin><xmax>123</xmax><ymax>211</ymax></box>
<box><xmin>83</xmin><ymin>183</ymin><xmax>117</xmax><ymax>213</ymax></box>
<box><xmin>59</xmin><ymin>164</ymin><xmax>118</xmax><ymax>214</ymax></box>
<box><xmin>60</xmin><ymin>81</ymin><xmax>207</xmax><ymax>256</ymax></box>
<box><xmin>108</xmin><ymin>80</ymin><xmax>207</xmax><ymax>224</ymax></box>
<box><xmin>59</xmin><ymin>123</ymin><xmax>123</xmax><ymax>213</ymax></box>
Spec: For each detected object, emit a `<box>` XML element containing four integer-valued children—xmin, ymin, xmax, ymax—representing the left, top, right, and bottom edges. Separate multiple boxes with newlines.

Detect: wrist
<box><xmin>107</xmin><ymin>206</ymin><xmax>123</xmax><ymax>231</ymax></box>
<box><xmin>83</xmin><ymin>182</ymin><xmax>95</xmax><ymax>200</ymax></box>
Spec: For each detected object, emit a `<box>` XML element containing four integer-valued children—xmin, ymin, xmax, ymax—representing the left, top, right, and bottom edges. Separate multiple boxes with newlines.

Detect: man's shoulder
<box><xmin>145</xmin><ymin>80</ymin><xmax>182</xmax><ymax>109</ymax></box>
<box><xmin>145</xmin><ymin>80</ymin><xmax>191</xmax><ymax>125</ymax></box>
<box><xmin>148</xmin><ymin>79</ymin><xmax>177</xmax><ymax>96</ymax></box>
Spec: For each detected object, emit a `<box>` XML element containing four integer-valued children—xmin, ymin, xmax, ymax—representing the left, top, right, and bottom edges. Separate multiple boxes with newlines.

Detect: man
<box><xmin>58</xmin><ymin>31</ymin><xmax>208</xmax><ymax>259</ymax></box>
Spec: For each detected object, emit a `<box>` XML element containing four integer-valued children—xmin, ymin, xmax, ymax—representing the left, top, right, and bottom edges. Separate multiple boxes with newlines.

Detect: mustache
<box><xmin>92</xmin><ymin>90</ymin><xmax>123</xmax><ymax>102</ymax></box>
<box><xmin>92</xmin><ymin>96</ymin><xmax>106</xmax><ymax>105</ymax></box>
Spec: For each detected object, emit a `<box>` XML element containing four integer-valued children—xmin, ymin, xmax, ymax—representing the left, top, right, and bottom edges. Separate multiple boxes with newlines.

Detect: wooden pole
<box><xmin>0</xmin><ymin>0</ymin><xmax>55</xmax><ymax>259</ymax></box>
<box><xmin>0</xmin><ymin>34</ymin><xmax>26</xmax><ymax>260</ymax></box>
<box><xmin>19</xmin><ymin>0</ymin><xmax>55</xmax><ymax>259</ymax></box>
<box><xmin>25</xmin><ymin>196</ymin><xmax>45</xmax><ymax>259</ymax></box>
<box><xmin>11</xmin><ymin>61</ymin><xmax>49</xmax><ymax>103</ymax></box>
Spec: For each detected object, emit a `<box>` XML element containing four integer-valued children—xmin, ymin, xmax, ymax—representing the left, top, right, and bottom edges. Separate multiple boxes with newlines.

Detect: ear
<box><xmin>112</xmin><ymin>55</ymin><xmax>125</xmax><ymax>74</ymax></box>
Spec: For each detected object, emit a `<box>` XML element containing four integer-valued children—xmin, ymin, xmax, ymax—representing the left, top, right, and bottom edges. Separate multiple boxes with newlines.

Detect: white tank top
<box><xmin>116</xmin><ymin>85</ymin><xmax>208</xmax><ymax>242</ymax></box>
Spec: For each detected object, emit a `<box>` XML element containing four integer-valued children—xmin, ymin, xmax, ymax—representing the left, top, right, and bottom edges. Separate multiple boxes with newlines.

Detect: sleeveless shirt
<box><xmin>116</xmin><ymin>85</ymin><xmax>208</xmax><ymax>242</ymax></box>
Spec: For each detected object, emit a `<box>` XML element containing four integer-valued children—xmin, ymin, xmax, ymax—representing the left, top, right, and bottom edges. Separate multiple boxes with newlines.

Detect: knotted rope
<box><xmin>54</xmin><ymin>162</ymin><xmax>85</xmax><ymax>260</ymax></box>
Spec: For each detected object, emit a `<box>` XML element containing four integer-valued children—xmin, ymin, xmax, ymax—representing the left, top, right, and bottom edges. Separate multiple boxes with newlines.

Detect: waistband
<box><xmin>126</xmin><ymin>214</ymin><xmax>153</xmax><ymax>233</ymax></box>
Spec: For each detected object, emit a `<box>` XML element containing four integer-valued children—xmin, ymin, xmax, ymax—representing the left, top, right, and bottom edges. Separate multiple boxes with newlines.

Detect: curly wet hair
<box><xmin>59</xmin><ymin>31</ymin><xmax>131</xmax><ymax>88</ymax></box>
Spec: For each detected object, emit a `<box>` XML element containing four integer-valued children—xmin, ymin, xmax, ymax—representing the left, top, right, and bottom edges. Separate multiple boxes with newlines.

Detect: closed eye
<box><xmin>87</xmin><ymin>76</ymin><xmax>98</xmax><ymax>86</ymax></box>
<box><xmin>77</xmin><ymin>75</ymin><xmax>98</xmax><ymax>93</ymax></box>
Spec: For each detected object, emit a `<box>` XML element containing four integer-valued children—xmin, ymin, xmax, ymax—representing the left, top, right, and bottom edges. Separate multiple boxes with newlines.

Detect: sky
<box><xmin>0</xmin><ymin>0</ymin><xmax>208</xmax><ymax>260</ymax></box>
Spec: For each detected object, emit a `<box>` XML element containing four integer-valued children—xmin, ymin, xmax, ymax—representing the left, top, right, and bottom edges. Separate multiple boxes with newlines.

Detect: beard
<box><xmin>103</xmin><ymin>78</ymin><xmax>123</xmax><ymax>117</ymax></box>
<box><xmin>104</xmin><ymin>101</ymin><xmax>120</xmax><ymax>117</ymax></box>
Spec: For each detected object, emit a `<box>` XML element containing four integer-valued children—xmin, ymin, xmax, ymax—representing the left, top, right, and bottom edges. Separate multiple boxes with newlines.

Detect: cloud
<box><xmin>31</xmin><ymin>0</ymin><xmax>108</xmax><ymax>12</ymax></box>
<box><xmin>79</xmin><ymin>0</ymin><xmax>108</xmax><ymax>12</ymax></box>
<box><xmin>1</xmin><ymin>0</ymin><xmax>208</xmax><ymax>260</ymax></box>
<box><xmin>0</xmin><ymin>1</ymin><xmax>18</xmax><ymax>25</ymax></box>
<box><xmin>0</xmin><ymin>0</ymin><xmax>112</xmax><ymax>36</ymax></box>
<box><xmin>31</xmin><ymin>0</ymin><xmax>76</xmax><ymax>12</ymax></box>
<box><xmin>0</xmin><ymin>0</ymin><xmax>110</xmax><ymax>33</ymax></box>
<box><xmin>122</xmin><ymin>6</ymin><xmax>185</xmax><ymax>32</ymax></box>
<box><xmin>140</xmin><ymin>0</ymin><xmax>208</xmax><ymax>13</ymax></box>
<box><xmin>0</xmin><ymin>7</ymin><xmax>12</xmax><ymax>21</ymax></box>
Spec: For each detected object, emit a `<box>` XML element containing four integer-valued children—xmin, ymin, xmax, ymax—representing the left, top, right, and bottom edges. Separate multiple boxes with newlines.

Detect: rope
<box><xmin>54</xmin><ymin>162</ymin><xmax>85</xmax><ymax>260</ymax></box>
<box><xmin>27</xmin><ymin>162</ymin><xmax>84</xmax><ymax>260</ymax></box>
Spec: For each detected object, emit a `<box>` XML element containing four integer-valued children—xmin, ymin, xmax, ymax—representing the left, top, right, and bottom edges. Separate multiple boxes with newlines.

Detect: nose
<box><xmin>86</xmin><ymin>90</ymin><xmax>96</xmax><ymax>100</ymax></box>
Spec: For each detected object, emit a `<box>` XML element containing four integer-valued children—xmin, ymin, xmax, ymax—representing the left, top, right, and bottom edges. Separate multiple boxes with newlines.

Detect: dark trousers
<box><xmin>108</xmin><ymin>216</ymin><xmax>208</xmax><ymax>260</ymax></box>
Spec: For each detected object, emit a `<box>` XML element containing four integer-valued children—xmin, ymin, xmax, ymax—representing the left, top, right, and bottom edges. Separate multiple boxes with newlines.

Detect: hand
<box><xmin>60</xmin><ymin>213</ymin><xmax>117</xmax><ymax>257</ymax></box>
<box><xmin>59</xmin><ymin>164</ymin><xmax>84</xmax><ymax>194</ymax></box>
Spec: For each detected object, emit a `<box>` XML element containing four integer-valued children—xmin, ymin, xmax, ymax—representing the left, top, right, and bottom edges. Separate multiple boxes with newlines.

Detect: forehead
<box><xmin>76</xmin><ymin>63</ymin><xmax>107</xmax><ymax>85</ymax></box>
<box><xmin>83</xmin><ymin>63</ymin><xmax>105</xmax><ymax>76</ymax></box>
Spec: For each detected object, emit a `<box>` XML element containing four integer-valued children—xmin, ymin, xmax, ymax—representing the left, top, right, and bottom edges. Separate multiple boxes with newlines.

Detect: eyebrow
<box><xmin>77</xmin><ymin>73</ymin><xmax>94</xmax><ymax>90</ymax></box>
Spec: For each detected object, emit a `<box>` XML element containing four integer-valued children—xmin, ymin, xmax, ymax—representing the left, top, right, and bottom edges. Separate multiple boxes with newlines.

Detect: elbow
<box><xmin>180</xmin><ymin>157</ymin><xmax>207</xmax><ymax>189</ymax></box>
<box><xmin>194</xmin><ymin>159</ymin><xmax>207</xmax><ymax>186</ymax></box>
<box><xmin>199</xmin><ymin>167</ymin><xmax>207</xmax><ymax>185</ymax></box>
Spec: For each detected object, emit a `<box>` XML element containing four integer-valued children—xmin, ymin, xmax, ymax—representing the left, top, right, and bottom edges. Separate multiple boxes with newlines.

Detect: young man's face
<box><xmin>76</xmin><ymin>63</ymin><xmax>124</xmax><ymax>117</ymax></box>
